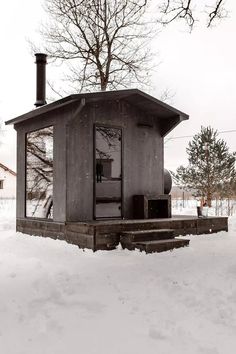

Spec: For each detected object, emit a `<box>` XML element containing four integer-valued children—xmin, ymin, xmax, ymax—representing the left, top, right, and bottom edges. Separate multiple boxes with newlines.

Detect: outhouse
<box><xmin>5</xmin><ymin>54</ymin><xmax>195</xmax><ymax>251</ymax></box>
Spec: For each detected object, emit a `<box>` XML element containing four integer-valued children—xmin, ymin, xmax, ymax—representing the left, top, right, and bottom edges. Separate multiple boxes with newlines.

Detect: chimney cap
<box><xmin>35</xmin><ymin>53</ymin><xmax>47</xmax><ymax>64</ymax></box>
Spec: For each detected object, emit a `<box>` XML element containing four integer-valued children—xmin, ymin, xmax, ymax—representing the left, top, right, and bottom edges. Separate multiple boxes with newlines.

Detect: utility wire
<box><xmin>165</xmin><ymin>129</ymin><xmax>236</xmax><ymax>144</ymax></box>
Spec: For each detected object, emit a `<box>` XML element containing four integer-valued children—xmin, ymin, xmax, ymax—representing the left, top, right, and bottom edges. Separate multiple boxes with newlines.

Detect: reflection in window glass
<box><xmin>26</xmin><ymin>126</ymin><xmax>53</xmax><ymax>218</ymax></box>
<box><xmin>95</xmin><ymin>126</ymin><xmax>122</xmax><ymax>218</ymax></box>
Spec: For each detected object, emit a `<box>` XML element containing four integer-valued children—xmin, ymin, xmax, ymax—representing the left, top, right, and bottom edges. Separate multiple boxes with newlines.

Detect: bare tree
<box><xmin>26</xmin><ymin>127</ymin><xmax>53</xmax><ymax>218</ymax></box>
<box><xmin>158</xmin><ymin>0</ymin><xmax>228</xmax><ymax>30</ymax></box>
<box><xmin>40</xmin><ymin>0</ymin><xmax>154</xmax><ymax>92</ymax></box>
<box><xmin>37</xmin><ymin>0</ymin><xmax>229</xmax><ymax>96</ymax></box>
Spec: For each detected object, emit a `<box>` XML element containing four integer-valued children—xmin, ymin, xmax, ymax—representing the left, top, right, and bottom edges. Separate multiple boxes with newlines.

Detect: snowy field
<box><xmin>0</xmin><ymin>200</ymin><xmax>236</xmax><ymax>354</ymax></box>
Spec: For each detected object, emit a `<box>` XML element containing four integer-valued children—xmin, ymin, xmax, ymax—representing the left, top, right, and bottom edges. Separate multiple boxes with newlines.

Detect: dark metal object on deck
<box><xmin>133</xmin><ymin>194</ymin><xmax>171</xmax><ymax>219</ymax></box>
<box><xmin>164</xmin><ymin>168</ymin><xmax>172</xmax><ymax>194</ymax></box>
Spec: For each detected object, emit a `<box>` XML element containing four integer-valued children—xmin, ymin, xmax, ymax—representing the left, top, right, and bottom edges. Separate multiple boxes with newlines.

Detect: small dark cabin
<box><xmin>6</xmin><ymin>54</ymin><xmax>193</xmax><ymax>251</ymax></box>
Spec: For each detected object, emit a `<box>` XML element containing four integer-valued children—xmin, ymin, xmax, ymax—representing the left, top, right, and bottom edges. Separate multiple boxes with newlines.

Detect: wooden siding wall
<box><xmin>15</xmin><ymin>99</ymin><xmax>164</xmax><ymax>223</ymax></box>
<box><xmin>67</xmin><ymin>100</ymin><xmax>164</xmax><ymax>221</ymax></box>
<box><xmin>15</xmin><ymin>105</ymin><xmax>73</xmax><ymax>222</ymax></box>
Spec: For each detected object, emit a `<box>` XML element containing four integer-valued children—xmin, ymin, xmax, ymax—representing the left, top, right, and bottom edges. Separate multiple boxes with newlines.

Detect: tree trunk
<box><xmin>100</xmin><ymin>75</ymin><xmax>108</xmax><ymax>91</ymax></box>
<box><xmin>207</xmin><ymin>191</ymin><xmax>212</xmax><ymax>207</ymax></box>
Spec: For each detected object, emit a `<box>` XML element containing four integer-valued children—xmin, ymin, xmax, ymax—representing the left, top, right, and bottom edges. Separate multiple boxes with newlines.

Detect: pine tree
<box><xmin>174</xmin><ymin>126</ymin><xmax>236</xmax><ymax>207</ymax></box>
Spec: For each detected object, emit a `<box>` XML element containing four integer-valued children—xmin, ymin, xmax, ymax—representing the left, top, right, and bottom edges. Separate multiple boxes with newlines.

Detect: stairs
<box><xmin>120</xmin><ymin>229</ymin><xmax>189</xmax><ymax>253</ymax></box>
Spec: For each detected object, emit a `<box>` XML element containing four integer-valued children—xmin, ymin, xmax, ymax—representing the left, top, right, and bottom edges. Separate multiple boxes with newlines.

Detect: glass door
<box><xmin>95</xmin><ymin>126</ymin><xmax>122</xmax><ymax>219</ymax></box>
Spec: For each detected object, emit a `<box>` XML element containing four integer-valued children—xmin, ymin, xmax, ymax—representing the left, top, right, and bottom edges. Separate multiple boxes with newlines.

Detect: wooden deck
<box><xmin>17</xmin><ymin>215</ymin><xmax>228</xmax><ymax>252</ymax></box>
<box><xmin>66</xmin><ymin>215</ymin><xmax>228</xmax><ymax>251</ymax></box>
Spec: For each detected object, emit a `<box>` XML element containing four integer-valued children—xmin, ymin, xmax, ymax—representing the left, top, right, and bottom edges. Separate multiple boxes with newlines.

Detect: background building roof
<box><xmin>0</xmin><ymin>163</ymin><xmax>16</xmax><ymax>176</ymax></box>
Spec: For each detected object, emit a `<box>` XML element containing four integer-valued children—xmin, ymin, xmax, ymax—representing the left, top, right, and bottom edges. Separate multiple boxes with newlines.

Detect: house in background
<box><xmin>0</xmin><ymin>162</ymin><xmax>16</xmax><ymax>199</ymax></box>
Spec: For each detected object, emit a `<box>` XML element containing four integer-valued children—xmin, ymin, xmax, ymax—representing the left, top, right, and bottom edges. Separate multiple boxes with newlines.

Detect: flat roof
<box><xmin>5</xmin><ymin>89</ymin><xmax>189</xmax><ymax>134</ymax></box>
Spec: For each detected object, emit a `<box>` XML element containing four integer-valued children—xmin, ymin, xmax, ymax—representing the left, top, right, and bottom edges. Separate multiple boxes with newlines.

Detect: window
<box><xmin>26</xmin><ymin>126</ymin><xmax>53</xmax><ymax>218</ymax></box>
<box><xmin>95</xmin><ymin>126</ymin><xmax>122</xmax><ymax>218</ymax></box>
<box><xmin>0</xmin><ymin>180</ymin><xmax>4</xmax><ymax>189</ymax></box>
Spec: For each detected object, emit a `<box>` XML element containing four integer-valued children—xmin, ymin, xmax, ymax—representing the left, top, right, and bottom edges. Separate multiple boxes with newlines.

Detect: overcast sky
<box><xmin>0</xmin><ymin>0</ymin><xmax>236</xmax><ymax>172</ymax></box>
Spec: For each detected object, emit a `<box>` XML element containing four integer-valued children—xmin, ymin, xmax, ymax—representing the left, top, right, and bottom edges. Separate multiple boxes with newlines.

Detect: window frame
<box><xmin>93</xmin><ymin>123</ymin><xmax>124</xmax><ymax>220</ymax></box>
<box><xmin>25</xmin><ymin>125</ymin><xmax>54</xmax><ymax>220</ymax></box>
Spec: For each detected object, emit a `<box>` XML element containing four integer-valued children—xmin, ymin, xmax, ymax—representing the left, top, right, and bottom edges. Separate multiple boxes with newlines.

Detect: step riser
<box><xmin>120</xmin><ymin>231</ymin><xmax>174</xmax><ymax>243</ymax></box>
<box><xmin>137</xmin><ymin>240</ymin><xmax>189</xmax><ymax>253</ymax></box>
<box><xmin>120</xmin><ymin>228</ymin><xmax>190</xmax><ymax>253</ymax></box>
<box><xmin>121</xmin><ymin>238</ymin><xmax>190</xmax><ymax>253</ymax></box>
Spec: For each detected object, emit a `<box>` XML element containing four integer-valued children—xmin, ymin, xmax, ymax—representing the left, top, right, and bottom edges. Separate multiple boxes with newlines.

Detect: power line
<box><xmin>165</xmin><ymin>129</ymin><xmax>236</xmax><ymax>143</ymax></box>
<box><xmin>219</xmin><ymin>129</ymin><xmax>236</xmax><ymax>134</ymax></box>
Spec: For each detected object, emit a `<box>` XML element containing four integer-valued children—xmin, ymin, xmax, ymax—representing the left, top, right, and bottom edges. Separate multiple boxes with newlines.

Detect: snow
<box><xmin>0</xmin><ymin>200</ymin><xmax>236</xmax><ymax>354</ymax></box>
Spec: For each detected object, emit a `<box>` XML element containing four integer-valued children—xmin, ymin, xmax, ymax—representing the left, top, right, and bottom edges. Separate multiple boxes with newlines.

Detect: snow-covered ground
<box><xmin>0</xmin><ymin>200</ymin><xmax>236</xmax><ymax>354</ymax></box>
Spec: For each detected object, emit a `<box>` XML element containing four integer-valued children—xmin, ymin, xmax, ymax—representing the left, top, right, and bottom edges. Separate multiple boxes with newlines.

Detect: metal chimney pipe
<box><xmin>34</xmin><ymin>53</ymin><xmax>47</xmax><ymax>107</ymax></box>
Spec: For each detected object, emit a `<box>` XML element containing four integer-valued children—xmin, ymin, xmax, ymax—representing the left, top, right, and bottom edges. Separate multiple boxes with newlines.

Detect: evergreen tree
<box><xmin>174</xmin><ymin>126</ymin><xmax>236</xmax><ymax>207</ymax></box>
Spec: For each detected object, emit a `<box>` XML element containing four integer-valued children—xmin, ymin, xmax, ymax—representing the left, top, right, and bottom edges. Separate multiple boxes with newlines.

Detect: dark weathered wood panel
<box><xmin>66</xmin><ymin>99</ymin><xmax>164</xmax><ymax>221</ymax></box>
<box><xmin>16</xmin><ymin>128</ymin><xmax>26</xmax><ymax>219</ymax></box>
<box><xmin>16</xmin><ymin>218</ymin><xmax>65</xmax><ymax>239</ymax></box>
<box><xmin>94</xmin><ymin>232</ymin><xmax>120</xmax><ymax>250</ymax></box>
<box><xmin>196</xmin><ymin>217</ymin><xmax>228</xmax><ymax>234</ymax></box>
<box><xmin>135</xmin><ymin>238</ymin><xmax>190</xmax><ymax>253</ymax></box>
<box><xmin>64</xmin><ymin>231</ymin><xmax>94</xmax><ymax>249</ymax></box>
<box><xmin>120</xmin><ymin>229</ymin><xmax>174</xmax><ymax>243</ymax></box>
<box><xmin>66</xmin><ymin>222</ymin><xmax>94</xmax><ymax>234</ymax></box>
<box><xmin>16</xmin><ymin>216</ymin><xmax>228</xmax><ymax>251</ymax></box>
<box><xmin>67</xmin><ymin>104</ymin><xmax>94</xmax><ymax>221</ymax></box>
<box><xmin>122</xmin><ymin>103</ymin><xmax>163</xmax><ymax>219</ymax></box>
<box><xmin>53</xmin><ymin>120</ymin><xmax>67</xmax><ymax>222</ymax></box>
<box><xmin>15</xmin><ymin>105</ymin><xmax>73</xmax><ymax>222</ymax></box>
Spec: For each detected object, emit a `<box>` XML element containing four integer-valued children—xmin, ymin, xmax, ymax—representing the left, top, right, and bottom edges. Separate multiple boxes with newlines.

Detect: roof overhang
<box><xmin>5</xmin><ymin>89</ymin><xmax>189</xmax><ymax>136</ymax></box>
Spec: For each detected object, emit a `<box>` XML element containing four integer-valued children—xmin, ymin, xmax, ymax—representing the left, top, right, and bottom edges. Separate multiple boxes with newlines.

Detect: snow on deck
<box><xmin>0</xmin><ymin>200</ymin><xmax>236</xmax><ymax>354</ymax></box>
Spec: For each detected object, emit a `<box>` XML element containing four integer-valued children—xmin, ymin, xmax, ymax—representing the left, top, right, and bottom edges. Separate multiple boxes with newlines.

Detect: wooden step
<box><xmin>134</xmin><ymin>238</ymin><xmax>190</xmax><ymax>253</ymax></box>
<box><xmin>120</xmin><ymin>229</ymin><xmax>174</xmax><ymax>243</ymax></box>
